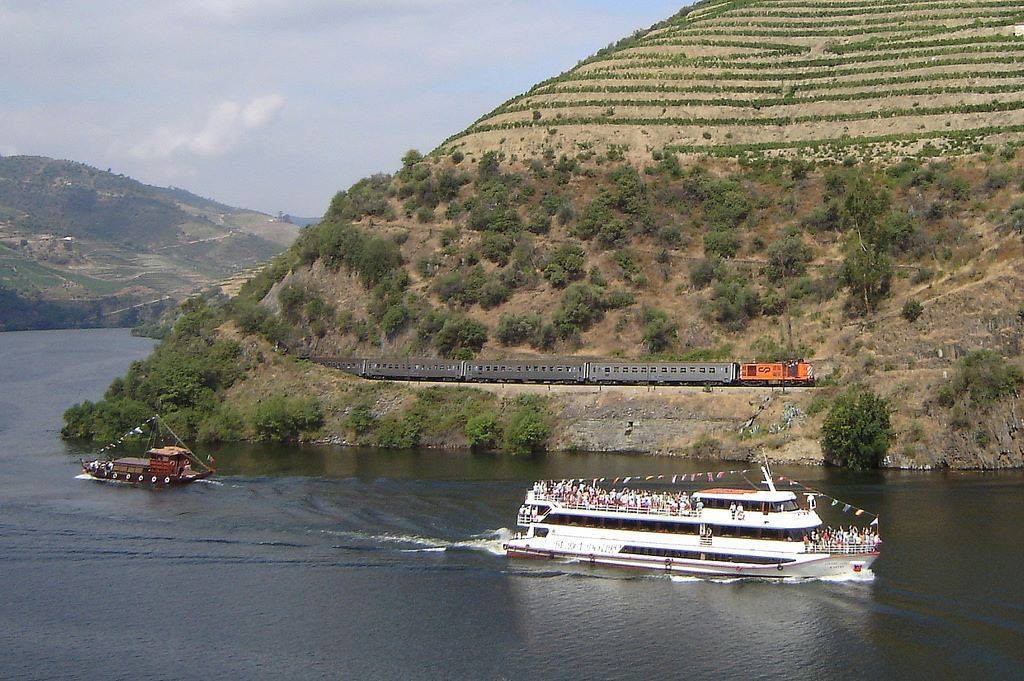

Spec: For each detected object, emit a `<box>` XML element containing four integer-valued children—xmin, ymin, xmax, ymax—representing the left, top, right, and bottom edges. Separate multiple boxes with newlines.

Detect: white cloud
<box><xmin>131</xmin><ymin>94</ymin><xmax>284</xmax><ymax>160</ymax></box>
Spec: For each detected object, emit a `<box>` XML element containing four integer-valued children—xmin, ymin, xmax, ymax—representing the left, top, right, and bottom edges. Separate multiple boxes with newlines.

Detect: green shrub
<box><xmin>765</xmin><ymin>233</ymin><xmax>813</xmax><ymax>281</ymax></box>
<box><xmin>821</xmin><ymin>388</ymin><xmax>893</xmax><ymax>470</ymax></box>
<box><xmin>278</xmin><ymin>282</ymin><xmax>309</xmax><ymax>320</ymax></box>
<box><xmin>421</xmin><ymin>312</ymin><xmax>488</xmax><ymax>358</ymax></box>
<box><xmin>481</xmin><ymin>232</ymin><xmax>515</xmax><ymax>265</ymax></box>
<box><xmin>690</xmin><ymin>257</ymin><xmax>726</xmax><ymax>289</ymax></box>
<box><xmin>576</xmin><ymin>191</ymin><xmax>614</xmax><ymax>239</ymax></box>
<box><xmin>542</xmin><ymin>244</ymin><xmax>586</xmax><ymax>288</ymax></box>
<box><xmin>603</xmin><ymin>289</ymin><xmax>636</xmax><ymax>310</ymax></box>
<box><xmin>496</xmin><ymin>313</ymin><xmax>542</xmax><ymax>346</ymax></box>
<box><xmin>901</xmin><ymin>300</ymin><xmax>924</xmax><ymax>323</ymax></box>
<box><xmin>641</xmin><ymin>307</ymin><xmax>677</xmax><ymax>353</ymax></box>
<box><xmin>708</xmin><ymin>278</ymin><xmax>761</xmax><ymax>330</ymax></box>
<box><xmin>251</xmin><ymin>395</ymin><xmax>324</xmax><ymax>442</ymax></box>
<box><xmin>197</xmin><ymin>407</ymin><xmax>245</xmax><ymax>444</ymax></box>
<box><xmin>552</xmin><ymin>283</ymin><xmax>606</xmax><ymax>338</ymax></box>
<box><xmin>465</xmin><ymin>412</ymin><xmax>502</xmax><ymax>449</ymax></box>
<box><xmin>374</xmin><ymin>413</ymin><xmax>423</xmax><ymax>449</ymax></box>
<box><xmin>502</xmin><ymin>398</ymin><xmax>552</xmax><ymax>455</ymax></box>
<box><xmin>937</xmin><ymin>350</ymin><xmax>1024</xmax><ymax>410</ymax></box>
<box><xmin>703</xmin><ymin>229</ymin><xmax>741</xmax><ymax>259</ymax></box>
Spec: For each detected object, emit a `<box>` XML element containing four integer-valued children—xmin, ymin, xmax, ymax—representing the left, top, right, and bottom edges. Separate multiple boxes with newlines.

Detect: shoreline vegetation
<box><xmin>60</xmin><ymin>144</ymin><xmax>1024</xmax><ymax>469</ymax></box>
<box><xmin>58</xmin><ymin>0</ymin><xmax>1024</xmax><ymax>469</ymax></box>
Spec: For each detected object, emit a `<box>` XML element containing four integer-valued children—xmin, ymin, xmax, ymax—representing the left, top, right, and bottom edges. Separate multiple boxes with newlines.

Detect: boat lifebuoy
<box><xmin>665</xmin><ymin>558</ymin><xmax>673</xmax><ymax>571</ymax></box>
<box><xmin>138</xmin><ymin>475</ymin><xmax>143</xmax><ymax>482</ymax></box>
<box><xmin>151</xmin><ymin>476</ymin><xmax>157</xmax><ymax>483</ymax></box>
<box><xmin>777</xmin><ymin>563</ymin><xmax>785</xmax><ymax>571</ymax></box>
<box><xmin>164</xmin><ymin>477</ymin><xmax>170</xmax><ymax>484</ymax></box>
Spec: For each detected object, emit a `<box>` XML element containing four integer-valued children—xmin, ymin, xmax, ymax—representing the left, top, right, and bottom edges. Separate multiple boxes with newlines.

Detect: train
<box><xmin>303</xmin><ymin>357</ymin><xmax>815</xmax><ymax>388</ymax></box>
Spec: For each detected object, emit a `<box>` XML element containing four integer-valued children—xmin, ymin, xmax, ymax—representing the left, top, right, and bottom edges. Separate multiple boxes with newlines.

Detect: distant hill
<box><xmin>445</xmin><ymin>0</ymin><xmax>1024</xmax><ymax>162</ymax></box>
<box><xmin>0</xmin><ymin>155</ymin><xmax>300</xmax><ymax>329</ymax></box>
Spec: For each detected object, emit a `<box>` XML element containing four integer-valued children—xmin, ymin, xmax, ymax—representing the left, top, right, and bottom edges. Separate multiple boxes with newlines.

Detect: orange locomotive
<box><xmin>739</xmin><ymin>360</ymin><xmax>814</xmax><ymax>387</ymax></box>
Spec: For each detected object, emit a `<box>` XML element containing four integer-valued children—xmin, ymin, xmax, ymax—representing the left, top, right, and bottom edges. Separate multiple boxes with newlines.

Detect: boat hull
<box><xmin>80</xmin><ymin>468</ymin><xmax>212</xmax><ymax>486</ymax></box>
<box><xmin>505</xmin><ymin>539</ymin><xmax>877</xmax><ymax>580</ymax></box>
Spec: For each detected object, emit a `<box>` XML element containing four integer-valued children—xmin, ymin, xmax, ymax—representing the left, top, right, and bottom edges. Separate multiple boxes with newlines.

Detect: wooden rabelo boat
<box><xmin>80</xmin><ymin>416</ymin><xmax>214</xmax><ymax>486</ymax></box>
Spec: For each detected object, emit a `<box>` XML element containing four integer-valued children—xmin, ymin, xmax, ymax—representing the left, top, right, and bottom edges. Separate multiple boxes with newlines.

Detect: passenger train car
<box><xmin>306</xmin><ymin>357</ymin><xmax>814</xmax><ymax>388</ymax></box>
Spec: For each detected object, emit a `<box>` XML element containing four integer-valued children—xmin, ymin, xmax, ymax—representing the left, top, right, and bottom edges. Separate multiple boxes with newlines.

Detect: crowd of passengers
<box><xmin>534</xmin><ymin>480</ymin><xmax>699</xmax><ymax>515</ymax></box>
<box><xmin>532</xmin><ymin>481</ymin><xmax>881</xmax><ymax>549</ymax></box>
<box><xmin>806</xmin><ymin>526</ymin><xmax>880</xmax><ymax>550</ymax></box>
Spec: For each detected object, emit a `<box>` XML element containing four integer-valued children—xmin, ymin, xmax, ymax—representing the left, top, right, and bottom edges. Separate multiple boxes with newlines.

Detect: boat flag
<box><xmin>717</xmin><ymin>471</ymin><xmax>725</xmax><ymax>479</ymax></box>
<box><xmin>624</xmin><ymin>477</ymin><xmax>632</xmax><ymax>483</ymax></box>
<box><xmin>842</xmin><ymin>504</ymin><xmax>851</xmax><ymax>513</ymax></box>
<box><xmin>870</xmin><ymin>518</ymin><xmax>879</xmax><ymax>526</ymax></box>
<box><xmin>131</xmin><ymin>426</ymin><xmax>144</xmax><ymax>435</ymax></box>
<box><xmin>855</xmin><ymin>509</ymin><xmax>865</xmax><ymax>516</ymax></box>
<box><xmin>646</xmin><ymin>476</ymin><xmax>654</xmax><ymax>481</ymax></box>
<box><xmin>706</xmin><ymin>472</ymin><xmax>713</xmax><ymax>482</ymax></box>
<box><xmin>672</xmin><ymin>475</ymin><xmax>678</xmax><ymax>484</ymax></box>
<box><xmin>831</xmin><ymin>499</ymin><xmax>839</xmax><ymax>507</ymax></box>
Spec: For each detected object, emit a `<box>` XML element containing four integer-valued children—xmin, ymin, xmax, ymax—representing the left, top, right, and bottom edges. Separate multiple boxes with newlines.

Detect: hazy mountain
<box><xmin>0</xmin><ymin>155</ymin><xmax>300</xmax><ymax>329</ymax></box>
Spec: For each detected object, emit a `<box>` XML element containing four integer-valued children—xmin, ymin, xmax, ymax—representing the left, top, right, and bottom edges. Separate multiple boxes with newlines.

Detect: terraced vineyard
<box><xmin>444</xmin><ymin>0</ymin><xmax>1024</xmax><ymax>161</ymax></box>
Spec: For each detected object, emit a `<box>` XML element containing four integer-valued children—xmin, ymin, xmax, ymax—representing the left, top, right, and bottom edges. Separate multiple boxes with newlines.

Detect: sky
<box><xmin>0</xmin><ymin>1</ymin><xmax>687</xmax><ymax>217</ymax></box>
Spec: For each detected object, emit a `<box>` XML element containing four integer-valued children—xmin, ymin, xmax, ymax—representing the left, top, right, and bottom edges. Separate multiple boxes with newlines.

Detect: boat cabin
<box><xmin>693</xmin><ymin>488</ymin><xmax>800</xmax><ymax>513</ymax></box>
<box><xmin>144</xmin><ymin>446</ymin><xmax>194</xmax><ymax>477</ymax></box>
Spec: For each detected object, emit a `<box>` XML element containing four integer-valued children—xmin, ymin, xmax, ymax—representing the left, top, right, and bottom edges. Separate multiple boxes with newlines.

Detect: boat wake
<box><xmin>322</xmin><ymin>527</ymin><xmax>512</xmax><ymax>556</ymax></box>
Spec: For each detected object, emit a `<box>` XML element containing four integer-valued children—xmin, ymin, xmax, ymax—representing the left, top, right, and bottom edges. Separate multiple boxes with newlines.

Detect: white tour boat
<box><xmin>504</xmin><ymin>464</ymin><xmax>880</xmax><ymax>579</ymax></box>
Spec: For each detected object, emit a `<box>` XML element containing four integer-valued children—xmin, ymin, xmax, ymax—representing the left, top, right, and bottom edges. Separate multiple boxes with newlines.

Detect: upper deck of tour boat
<box><xmin>526</xmin><ymin>481</ymin><xmax>820</xmax><ymax>530</ymax></box>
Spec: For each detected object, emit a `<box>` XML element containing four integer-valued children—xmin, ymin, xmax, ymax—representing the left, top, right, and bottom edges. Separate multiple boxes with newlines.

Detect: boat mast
<box><xmin>153</xmin><ymin>415</ymin><xmax>213</xmax><ymax>472</ymax></box>
<box><xmin>760</xmin><ymin>454</ymin><xmax>777</xmax><ymax>492</ymax></box>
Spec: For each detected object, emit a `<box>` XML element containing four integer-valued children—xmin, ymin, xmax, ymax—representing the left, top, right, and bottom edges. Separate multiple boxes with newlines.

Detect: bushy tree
<box><xmin>641</xmin><ymin>307</ymin><xmax>677</xmax><ymax>353</ymax></box>
<box><xmin>703</xmin><ymin>229</ymin><xmax>741</xmax><ymax>259</ymax></box>
<box><xmin>496</xmin><ymin>313</ymin><xmax>542</xmax><ymax>346</ymax></box>
<box><xmin>465</xmin><ymin>412</ymin><xmax>502</xmax><ymax>449</ymax></box>
<box><xmin>821</xmin><ymin>388</ymin><xmax>893</xmax><ymax>470</ymax></box>
<box><xmin>765</xmin><ymin>233</ymin><xmax>813</xmax><ymax>281</ymax></box>
<box><xmin>552</xmin><ymin>283</ymin><xmax>605</xmax><ymax>339</ymax></box>
<box><xmin>502</xmin><ymin>397</ymin><xmax>551</xmax><ymax>456</ymax></box>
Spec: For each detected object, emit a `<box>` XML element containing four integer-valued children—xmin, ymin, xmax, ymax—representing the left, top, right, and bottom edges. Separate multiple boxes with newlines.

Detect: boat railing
<box><xmin>806</xmin><ymin>542</ymin><xmax>879</xmax><ymax>555</ymax></box>
<box><xmin>531</xmin><ymin>493</ymin><xmax>701</xmax><ymax>518</ymax></box>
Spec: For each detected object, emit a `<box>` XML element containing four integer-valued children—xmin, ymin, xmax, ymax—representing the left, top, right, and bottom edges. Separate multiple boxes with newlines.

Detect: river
<box><xmin>1</xmin><ymin>329</ymin><xmax>1022</xmax><ymax>680</ymax></box>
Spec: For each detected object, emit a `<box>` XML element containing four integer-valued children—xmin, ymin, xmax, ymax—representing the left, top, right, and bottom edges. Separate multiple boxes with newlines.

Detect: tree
<box><xmin>765</xmin><ymin>233</ymin><xmax>813</xmax><ymax>281</ymax></box>
<box><xmin>641</xmin><ymin>307</ymin><xmax>677</xmax><ymax>353</ymax></box>
<box><xmin>503</xmin><ymin>398</ymin><xmax>551</xmax><ymax>455</ymax></box>
<box><xmin>465</xmin><ymin>413</ymin><xmax>502</xmax><ymax>449</ymax></box>
<box><xmin>821</xmin><ymin>388</ymin><xmax>893</xmax><ymax>469</ymax></box>
<box><xmin>841</xmin><ymin>247</ymin><xmax>892</xmax><ymax>314</ymax></box>
<box><xmin>838</xmin><ymin>172</ymin><xmax>895</xmax><ymax>314</ymax></box>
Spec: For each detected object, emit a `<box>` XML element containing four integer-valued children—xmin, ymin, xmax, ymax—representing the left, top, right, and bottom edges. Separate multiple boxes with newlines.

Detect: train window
<box><xmin>700</xmin><ymin>368</ymin><xmax>706</xmax><ymax>373</ymax></box>
<box><xmin>710</xmin><ymin>368</ymin><xmax>716</xmax><ymax>373</ymax></box>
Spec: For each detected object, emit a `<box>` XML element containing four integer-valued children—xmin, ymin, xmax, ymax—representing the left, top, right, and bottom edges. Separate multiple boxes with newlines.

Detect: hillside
<box><xmin>61</xmin><ymin>3</ymin><xmax>1024</xmax><ymax>470</ymax></box>
<box><xmin>445</xmin><ymin>0</ymin><xmax>1024</xmax><ymax>163</ymax></box>
<box><xmin>0</xmin><ymin>156</ymin><xmax>299</xmax><ymax>330</ymax></box>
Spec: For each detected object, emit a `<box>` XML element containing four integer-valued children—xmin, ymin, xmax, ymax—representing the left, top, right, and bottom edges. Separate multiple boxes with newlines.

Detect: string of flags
<box><xmin>95</xmin><ymin>417</ymin><xmax>156</xmax><ymax>454</ymax></box>
<box><xmin>547</xmin><ymin>470</ymin><xmax>752</xmax><ymax>486</ymax></box>
<box><xmin>777</xmin><ymin>475</ymin><xmax>879</xmax><ymax>523</ymax></box>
